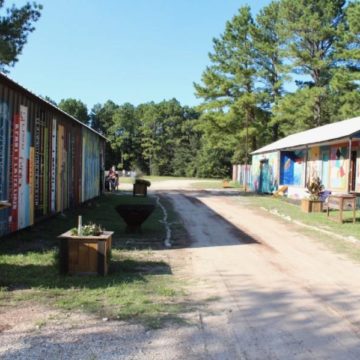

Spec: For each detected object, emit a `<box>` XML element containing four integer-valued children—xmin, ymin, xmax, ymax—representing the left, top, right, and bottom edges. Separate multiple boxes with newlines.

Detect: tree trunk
<box><xmin>314</xmin><ymin>95</ymin><xmax>322</xmax><ymax>127</ymax></box>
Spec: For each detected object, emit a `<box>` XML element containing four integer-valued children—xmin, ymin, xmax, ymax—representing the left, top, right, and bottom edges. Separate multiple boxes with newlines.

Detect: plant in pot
<box><xmin>58</xmin><ymin>217</ymin><xmax>113</xmax><ymax>276</ymax></box>
<box><xmin>301</xmin><ymin>177</ymin><xmax>324</xmax><ymax>213</ymax></box>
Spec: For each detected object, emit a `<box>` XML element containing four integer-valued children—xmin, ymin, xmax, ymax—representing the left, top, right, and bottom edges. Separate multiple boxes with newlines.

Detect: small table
<box><xmin>327</xmin><ymin>194</ymin><xmax>357</xmax><ymax>223</ymax></box>
<box><xmin>58</xmin><ymin>231</ymin><xmax>113</xmax><ymax>275</ymax></box>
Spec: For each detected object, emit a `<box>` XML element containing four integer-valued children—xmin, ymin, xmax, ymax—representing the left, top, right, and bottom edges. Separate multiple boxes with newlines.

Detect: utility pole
<box><xmin>244</xmin><ymin>115</ymin><xmax>249</xmax><ymax>192</ymax></box>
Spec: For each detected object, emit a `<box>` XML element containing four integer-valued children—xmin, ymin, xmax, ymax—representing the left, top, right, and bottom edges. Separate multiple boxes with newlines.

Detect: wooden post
<box><xmin>348</xmin><ymin>137</ymin><xmax>352</xmax><ymax>193</ymax></box>
<box><xmin>304</xmin><ymin>146</ymin><xmax>309</xmax><ymax>187</ymax></box>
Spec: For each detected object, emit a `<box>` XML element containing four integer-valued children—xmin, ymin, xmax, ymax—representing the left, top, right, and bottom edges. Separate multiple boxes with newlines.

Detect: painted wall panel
<box><xmin>280</xmin><ymin>150</ymin><xmax>305</xmax><ymax>186</ymax></box>
<box><xmin>306</xmin><ymin>146</ymin><xmax>321</xmax><ymax>182</ymax></box>
<box><xmin>0</xmin><ymin>102</ymin><xmax>10</xmax><ymax>236</ymax></box>
<box><xmin>51</xmin><ymin>119</ymin><xmax>56</xmax><ymax>212</ymax></box>
<box><xmin>251</xmin><ymin>152</ymin><xmax>279</xmax><ymax>192</ymax></box>
<box><xmin>329</xmin><ymin>145</ymin><xmax>348</xmax><ymax>190</ymax></box>
<box><xmin>10</xmin><ymin>113</ymin><xmax>20</xmax><ymax>232</ymax></box>
<box><xmin>18</xmin><ymin>105</ymin><xmax>30</xmax><ymax>229</ymax></box>
<box><xmin>0</xmin><ymin>76</ymin><xmax>105</xmax><ymax>237</ymax></box>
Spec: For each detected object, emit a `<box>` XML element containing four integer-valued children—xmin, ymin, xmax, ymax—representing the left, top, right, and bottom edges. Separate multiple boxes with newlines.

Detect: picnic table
<box><xmin>326</xmin><ymin>194</ymin><xmax>357</xmax><ymax>223</ymax></box>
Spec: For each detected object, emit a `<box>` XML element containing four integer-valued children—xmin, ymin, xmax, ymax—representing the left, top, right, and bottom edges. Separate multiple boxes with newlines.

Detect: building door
<box><xmin>259</xmin><ymin>160</ymin><xmax>270</xmax><ymax>193</ymax></box>
<box><xmin>350</xmin><ymin>150</ymin><xmax>357</xmax><ymax>192</ymax></box>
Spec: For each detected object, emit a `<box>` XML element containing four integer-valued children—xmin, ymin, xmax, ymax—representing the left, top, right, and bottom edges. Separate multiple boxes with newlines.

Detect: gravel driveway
<box><xmin>2</xmin><ymin>180</ymin><xmax>360</xmax><ymax>359</ymax></box>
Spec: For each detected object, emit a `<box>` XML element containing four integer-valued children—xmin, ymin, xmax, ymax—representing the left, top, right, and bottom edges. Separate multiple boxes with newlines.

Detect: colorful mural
<box><xmin>232</xmin><ymin>164</ymin><xmax>252</xmax><ymax>188</ymax></box>
<box><xmin>320</xmin><ymin>149</ymin><xmax>330</xmax><ymax>189</ymax></box>
<box><xmin>280</xmin><ymin>150</ymin><xmax>305</xmax><ymax>186</ymax></box>
<box><xmin>0</xmin><ymin>102</ymin><xmax>10</xmax><ymax>236</ymax></box>
<box><xmin>251</xmin><ymin>152</ymin><xmax>278</xmax><ymax>192</ymax></box>
<box><xmin>0</xmin><ymin>75</ymin><xmax>105</xmax><ymax>237</ymax></box>
<box><xmin>251</xmin><ymin>140</ymin><xmax>360</xmax><ymax>196</ymax></box>
<box><xmin>330</xmin><ymin>145</ymin><xmax>348</xmax><ymax>190</ymax></box>
<box><xmin>306</xmin><ymin>146</ymin><xmax>321</xmax><ymax>182</ymax></box>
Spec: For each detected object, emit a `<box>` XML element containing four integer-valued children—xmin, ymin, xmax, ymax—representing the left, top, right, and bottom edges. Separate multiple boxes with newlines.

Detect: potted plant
<box><xmin>58</xmin><ymin>217</ymin><xmax>113</xmax><ymax>276</ymax></box>
<box><xmin>301</xmin><ymin>177</ymin><xmax>324</xmax><ymax>213</ymax></box>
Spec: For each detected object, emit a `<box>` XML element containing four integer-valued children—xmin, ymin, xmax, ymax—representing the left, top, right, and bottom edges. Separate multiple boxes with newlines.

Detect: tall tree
<box><xmin>194</xmin><ymin>6</ymin><xmax>269</xmax><ymax>172</ymax></box>
<box><xmin>89</xmin><ymin>100</ymin><xmax>118</xmax><ymax>134</ymax></box>
<box><xmin>0</xmin><ymin>1</ymin><xmax>42</xmax><ymax>72</ymax></box>
<box><xmin>278</xmin><ymin>0</ymin><xmax>347</xmax><ymax>127</ymax></box>
<box><xmin>58</xmin><ymin>98</ymin><xmax>89</xmax><ymax>124</ymax></box>
<box><xmin>329</xmin><ymin>1</ymin><xmax>360</xmax><ymax>120</ymax></box>
<box><xmin>252</xmin><ymin>1</ymin><xmax>285</xmax><ymax>140</ymax></box>
<box><xmin>89</xmin><ymin>101</ymin><xmax>119</xmax><ymax>168</ymax></box>
<box><xmin>108</xmin><ymin>103</ymin><xmax>142</xmax><ymax>170</ymax></box>
<box><xmin>139</xmin><ymin>99</ymin><xmax>189</xmax><ymax>175</ymax></box>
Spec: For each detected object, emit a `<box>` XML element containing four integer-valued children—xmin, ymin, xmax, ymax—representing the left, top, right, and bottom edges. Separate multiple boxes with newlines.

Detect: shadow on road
<box><xmin>164</xmin><ymin>192</ymin><xmax>266</xmax><ymax>250</ymax></box>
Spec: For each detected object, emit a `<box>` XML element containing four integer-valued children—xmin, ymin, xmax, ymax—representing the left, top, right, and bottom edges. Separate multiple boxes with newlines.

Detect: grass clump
<box><xmin>243</xmin><ymin>195</ymin><xmax>360</xmax><ymax>263</ymax></box>
<box><xmin>0</xmin><ymin>193</ymin><xmax>188</xmax><ymax>329</ymax></box>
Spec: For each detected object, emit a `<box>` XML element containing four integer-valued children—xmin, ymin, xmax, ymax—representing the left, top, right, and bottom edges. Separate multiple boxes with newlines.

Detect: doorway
<box><xmin>259</xmin><ymin>159</ymin><xmax>270</xmax><ymax>193</ymax></box>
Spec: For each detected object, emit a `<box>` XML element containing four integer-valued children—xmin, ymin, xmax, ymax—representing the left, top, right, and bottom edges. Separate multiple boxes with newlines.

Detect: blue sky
<box><xmin>8</xmin><ymin>0</ymin><xmax>271</xmax><ymax>110</ymax></box>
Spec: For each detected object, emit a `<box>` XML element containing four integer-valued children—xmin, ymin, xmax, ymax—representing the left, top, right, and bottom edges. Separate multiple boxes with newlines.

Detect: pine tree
<box><xmin>194</xmin><ymin>6</ymin><xmax>263</xmax><ymax>167</ymax></box>
<box><xmin>0</xmin><ymin>1</ymin><xmax>42</xmax><ymax>72</ymax></box>
<box><xmin>252</xmin><ymin>1</ymin><xmax>285</xmax><ymax>140</ymax></box>
<box><xmin>278</xmin><ymin>0</ymin><xmax>347</xmax><ymax>126</ymax></box>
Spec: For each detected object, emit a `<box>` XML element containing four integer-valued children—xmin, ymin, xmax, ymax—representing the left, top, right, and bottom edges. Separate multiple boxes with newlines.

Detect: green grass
<box><xmin>0</xmin><ymin>193</ymin><xmax>189</xmax><ymax>328</ymax></box>
<box><xmin>241</xmin><ymin>195</ymin><xmax>360</xmax><ymax>262</ymax></box>
<box><xmin>189</xmin><ymin>180</ymin><xmax>243</xmax><ymax>190</ymax></box>
<box><xmin>118</xmin><ymin>176</ymin><xmax>197</xmax><ymax>184</ymax></box>
<box><xmin>246</xmin><ymin>195</ymin><xmax>360</xmax><ymax>238</ymax></box>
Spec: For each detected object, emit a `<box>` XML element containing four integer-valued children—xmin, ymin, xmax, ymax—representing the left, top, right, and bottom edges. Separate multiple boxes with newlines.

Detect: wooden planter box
<box><xmin>133</xmin><ymin>183</ymin><xmax>148</xmax><ymax>197</ymax></box>
<box><xmin>58</xmin><ymin>231</ymin><xmax>113</xmax><ymax>276</ymax></box>
<box><xmin>301</xmin><ymin>199</ymin><xmax>323</xmax><ymax>213</ymax></box>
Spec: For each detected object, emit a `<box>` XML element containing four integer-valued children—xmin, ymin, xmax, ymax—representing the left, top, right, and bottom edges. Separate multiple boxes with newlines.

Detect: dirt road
<box><xmin>165</xmin><ymin>189</ymin><xmax>360</xmax><ymax>359</ymax></box>
<box><xmin>2</xmin><ymin>181</ymin><xmax>360</xmax><ymax>359</ymax></box>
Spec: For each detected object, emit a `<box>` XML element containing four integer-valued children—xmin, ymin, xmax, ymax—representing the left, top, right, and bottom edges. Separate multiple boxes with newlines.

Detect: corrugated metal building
<box><xmin>0</xmin><ymin>73</ymin><xmax>106</xmax><ymax>237</ymax></box>
<box><xmin>249</xmin><ymin>117</ymin><xmax>360</xmax><ymax>198</ymax></box>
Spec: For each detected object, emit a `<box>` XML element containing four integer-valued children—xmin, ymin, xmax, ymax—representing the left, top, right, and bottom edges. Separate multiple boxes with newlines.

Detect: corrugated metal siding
<box><xmin>232</xmin><ymin>164</ymin><xmax>252</xmax><ymax>189</ymax></box>
<box><xmin>0</xmin><ymin>77</ymin><xmax>105</xmax><ymax>237</ymax></box>
<box><xmin>82</xmin><ymin>128</ymin><xmax>102</xmax><ymax>202</ymax></box>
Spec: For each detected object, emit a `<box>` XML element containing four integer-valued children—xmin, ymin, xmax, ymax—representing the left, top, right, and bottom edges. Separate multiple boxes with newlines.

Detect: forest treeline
<box><xmin>56</xmin><ymin>0</ymin><xmax>360</xmax><ymax>178</ymax></box>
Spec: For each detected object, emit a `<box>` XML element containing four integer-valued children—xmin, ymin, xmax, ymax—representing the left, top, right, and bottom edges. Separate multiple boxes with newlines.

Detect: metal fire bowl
<box><xmin>115</xmin><ymin>204</ymin><xmax>156</xmax><ymax>233</ymax></box>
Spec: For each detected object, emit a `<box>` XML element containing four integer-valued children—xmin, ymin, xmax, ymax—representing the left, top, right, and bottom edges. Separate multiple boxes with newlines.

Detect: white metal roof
<box><xmin>252</xmin><ymin>116</ymin><xmax>360</xmax><ymax>155</ymax></box>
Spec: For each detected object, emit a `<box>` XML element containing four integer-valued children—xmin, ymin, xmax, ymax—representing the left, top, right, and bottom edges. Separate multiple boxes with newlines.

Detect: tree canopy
<box><xmin>0</xmin><ymin>1</ymin><xmax>42</xmax><ymax>72</ymax></box>
<box><xmin>193</xmin><ymin>0</ymin><xmax>360</xmax><ymax>176</ymax></box>
<box><xmin>58</xmin><ymin>98</ymin><xmax>89</xmax><ymax>124</ymax></box>
<box><xmin>11</xmin><ymin>0</ymin><xmax>359</xmax><ymax>179</ymax></box>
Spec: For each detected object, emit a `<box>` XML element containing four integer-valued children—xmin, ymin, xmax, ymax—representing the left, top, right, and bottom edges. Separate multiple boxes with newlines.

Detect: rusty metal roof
<box><xmin>0</xmin><ymin>72</ymin><xmax>107</xmax><ymax>140</ymax></box>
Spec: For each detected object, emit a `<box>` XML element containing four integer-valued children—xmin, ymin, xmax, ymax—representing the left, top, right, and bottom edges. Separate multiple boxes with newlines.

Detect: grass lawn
<box><xmin>0</xmin><ymin>192</ymin><xmax>188</xmax><ymax>328</ymax></box>
<box><xmin>189</xmin><ymin>180</ymin><xmax>243</xmax><ymax>190</ymax></box>
<box><xmin>119</xmin><ymin>176</ymin><xmax>198</xmax><ymax>184</ymax></box>
<box><xmin>243</xmin><ymin>194</ymin><xmax>360</xmax><ymax>263</ymax></box>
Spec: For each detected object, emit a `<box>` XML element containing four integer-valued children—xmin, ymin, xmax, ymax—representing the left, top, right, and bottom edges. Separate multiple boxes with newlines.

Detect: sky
<box><xmin>8</xmin><ymin>0</ymin><xmax>272</xmax><ymax>110</ymax></box>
